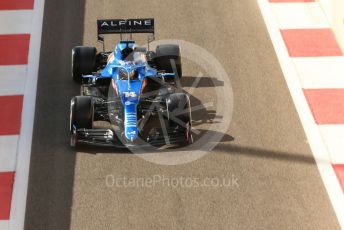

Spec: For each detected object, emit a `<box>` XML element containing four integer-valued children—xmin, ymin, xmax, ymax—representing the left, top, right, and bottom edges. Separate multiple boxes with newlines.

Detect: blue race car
<box><xmin>70</xmin><ymin>18</ymin><xmax>193</xmax><ymax>148</ymax></box>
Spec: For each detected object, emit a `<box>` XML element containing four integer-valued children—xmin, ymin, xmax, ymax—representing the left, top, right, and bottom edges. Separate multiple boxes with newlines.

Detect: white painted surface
<box><xmin>317</xmin><ymin>0</ymin><xmax>344</xmax><ymax>51</ymax></box>
<box><xmin>271</xmin><ymin>2</ymin><xmax>329</xmax><ymax>29</ymax></box>
<box><xmin>319</xmin><ymin>125</ymin><xmax>344</xmax><ymax>163</ymax></box>
<box><xmin>0</xmin><ymin>66</ymin><xmax>27</xmax><ymax>96</ymax></box>
<box><xmin>0</xmin><ymin>11</ymin><xmax>32</xmax><ymax>34</ymax></box>
<box><xmin>293</xmin><ymin>57</ymin><xmax>344</xmax><ymax>88</ymax></box>
<box><xmin>318</xmin><ymin>0</ymin><xmax>333</xmax><ymax>22</ymax></box>
<box><xmin>0</xmin><ymin>136</ymin><xmax>18</xmax><ymax>172</ymax></box>
<box><xmin>0</xmin><ymin>221</ymin><xmax>9</xmax><ymax>230</ymax></box>
<box><xmin>258</xmin><ymin>0</ymin><xmax>344</xmax><ymax>228</ymax></box>
<box><xmin>9</xmin><ymin>0</ymin><xmax>45</xmax><ymax>229</ymax></box>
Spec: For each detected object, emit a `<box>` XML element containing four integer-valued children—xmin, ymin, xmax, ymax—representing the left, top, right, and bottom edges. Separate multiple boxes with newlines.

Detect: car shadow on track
<box><xmin>75</xmin><ymin>129</ymin><xmax>321</xmax><ymax>166</ymax></box>
<box><xmin>181</xmin><ymin>75</ymin><xmax>224</xmax><ymax>88</ymax></box>
<box><xmin>180</xmin><ymin>75</ymin><xmax>224</xmax><ymax>127</ymax></box>
<box><xmin>215</xmin><ymin>144</ymin><xmax>321</xmax><ymax>164</ymax></box>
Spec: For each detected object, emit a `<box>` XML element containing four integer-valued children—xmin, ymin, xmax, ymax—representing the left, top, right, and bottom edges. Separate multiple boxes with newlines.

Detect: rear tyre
<box><xmin>70</xmin><ymin>96</ymin><xmax>93</xmax><ymax>147</ymax></box>
<box><xmin>155</xmin><ymin>44</ymin><xmax>182</xmax><ymax>79</ymax></box>
<box><xmin>72</xmin><ymin>46</ymin><xmax>97</xmax><ymax>83</ymax></box>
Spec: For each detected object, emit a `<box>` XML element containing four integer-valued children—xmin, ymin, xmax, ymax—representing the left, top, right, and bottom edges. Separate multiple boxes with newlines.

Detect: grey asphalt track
<box><xmin>24</xmin><ymin>0</ymin><xmax>340</xmax><ymax>229</ymax></box>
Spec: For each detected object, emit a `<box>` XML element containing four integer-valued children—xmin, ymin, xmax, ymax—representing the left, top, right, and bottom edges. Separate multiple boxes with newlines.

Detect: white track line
<box><xmin>258</xmin><ymin>0</ymin><xmax>344</xmax><ymax>228</ymax></box>
<box><xmin>0</xmin><ymin>136</ymin><xmax>19</xmax><ymax>172</ymax></box>
<box><xmin>0</xmin><ymin>66</ymin><xmax>27</xmax><ymax>96</ymax></box>
<box><xmin>8</xmin><ymin>0</ymin><xmax>45</xmax><ymax>229</ymax></box>
<box><xmin>293</xmin><ymin>57</ymin><xmax>344</xmax><ymax>88</ymax></box>
<box><xmin>0</xmin><ymin>10</ymin><xmax>33</xmax><ymax>34</ymax></box>
<box><xmin>271</xmin><ymin>2</ymin><xmax>329</xmax><ymax>29</ymax></box>
<box><xmin>319</xmin><ymin>125</ymin><xmax>344</xmax><ymax>164</ymax></box>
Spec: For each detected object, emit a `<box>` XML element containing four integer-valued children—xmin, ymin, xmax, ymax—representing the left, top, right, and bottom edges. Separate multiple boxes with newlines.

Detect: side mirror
<box><xmin>98</xmin><ymin>35</ymin><xmax>105</xmax><ymax>51</ymax></box>
<box><xmin>159</xmin><ymin>73</ymin><xmax>175</xmax><ymax>78</ymax></box>
<box><xmin>98</xmin><ymin>35</ymin><xmax>104</xmax><ymax>42</ymax></box>
<box><xmin>82</xmin><ymin>75</ymin><xmax>96</xmax><ymax>84</ymax></box>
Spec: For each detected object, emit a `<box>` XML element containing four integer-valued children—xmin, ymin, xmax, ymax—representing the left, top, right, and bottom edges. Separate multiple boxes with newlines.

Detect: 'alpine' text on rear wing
<box><xmin>97</xmin><ymin>18</ymin><xmax>155</xmax><ymax>35</ymax></box>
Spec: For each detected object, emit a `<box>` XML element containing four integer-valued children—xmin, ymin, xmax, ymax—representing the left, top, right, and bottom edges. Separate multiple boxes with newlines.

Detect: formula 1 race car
<box><xmin>70</xmin><ymin>18</ymin><xmax>193</xmax><ymax>148</ymax></box>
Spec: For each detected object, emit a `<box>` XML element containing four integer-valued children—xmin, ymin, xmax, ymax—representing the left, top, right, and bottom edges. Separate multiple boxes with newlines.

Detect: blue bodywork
<box><xmin>83</xmin><ymin>41</ymin><xmax>174</xmax><ymax>142</ymax></box>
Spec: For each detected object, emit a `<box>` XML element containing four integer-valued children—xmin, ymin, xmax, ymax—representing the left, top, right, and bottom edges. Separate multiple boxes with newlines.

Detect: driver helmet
<box><xmin>113</xmin><ymin>42</ymin><xmax>137</xmax><ymax>61</ymax></box>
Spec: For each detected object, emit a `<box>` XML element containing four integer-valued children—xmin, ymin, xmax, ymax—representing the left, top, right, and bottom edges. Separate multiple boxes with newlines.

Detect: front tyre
<box><xmin>70</xmin><ymin>96</ymin><xmax>93</xmax><ymax>147</ymax></box>
<box><xmin>166</xmin><ymin>93</ymin><xmax>193</xmax><ymax>146</ymax></box>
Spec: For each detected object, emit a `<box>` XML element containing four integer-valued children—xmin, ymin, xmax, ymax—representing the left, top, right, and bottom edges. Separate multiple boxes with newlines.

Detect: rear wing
<box><xmin>96</xmin><ymin>18</ymin><xmax>155</xmax><ymax>51</ymax></box>
<box><xmin>97</xmin><ymin>18</ymin><xmax>154</xmax><ymax>36</ymax></box>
